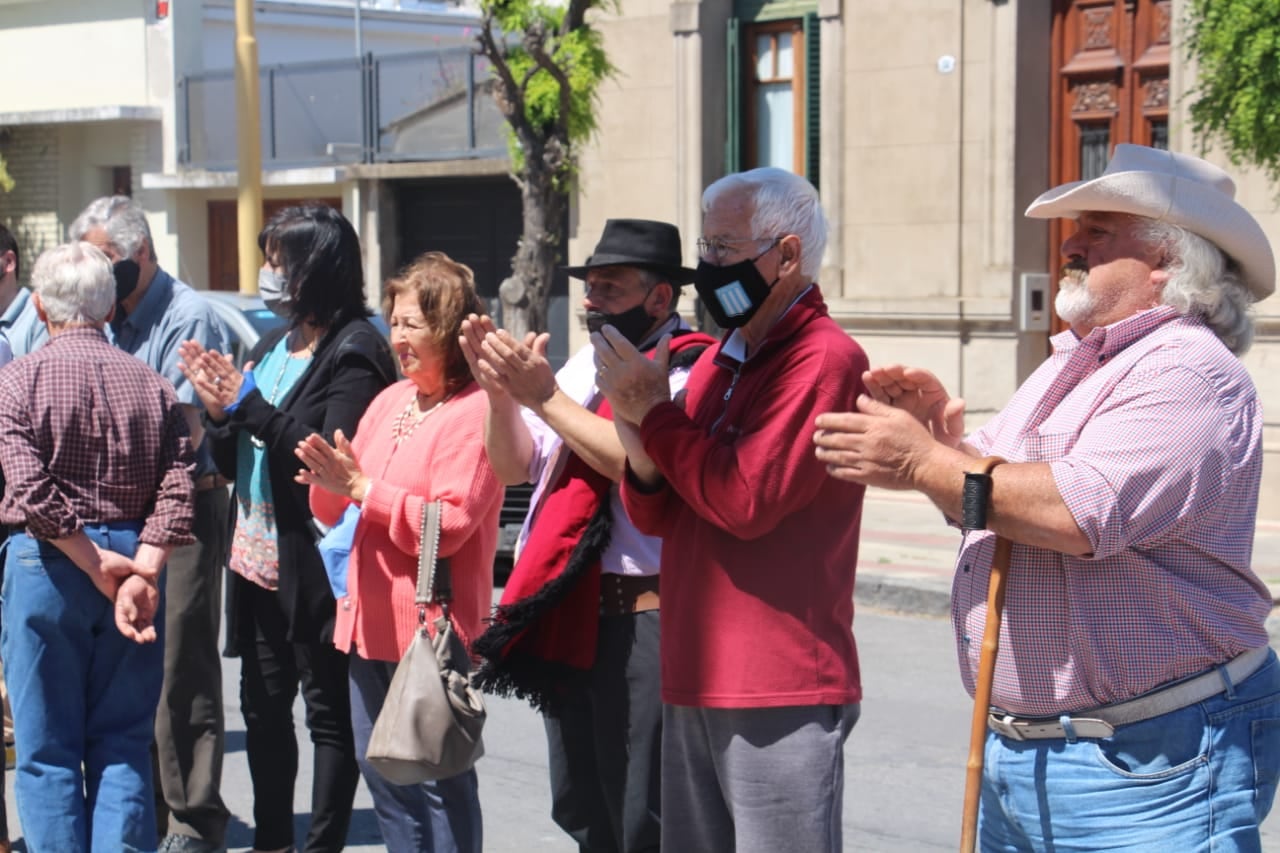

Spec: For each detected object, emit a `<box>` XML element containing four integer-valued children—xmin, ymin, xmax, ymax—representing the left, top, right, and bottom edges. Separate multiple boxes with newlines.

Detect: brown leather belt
<box><xmin>599</xmin><ymin>573</ymin><xmax>659</xmax><ymax>615</ymax></box>
<box><xmin>195</xmin><ymin>473</ymin><xmax>230</xmax><ymax>492</ymax></box>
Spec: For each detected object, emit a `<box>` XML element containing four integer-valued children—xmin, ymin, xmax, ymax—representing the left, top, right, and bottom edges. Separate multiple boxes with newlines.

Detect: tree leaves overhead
<box><xmin>475</xmin><ymin>0</ymin><xmax>617</xmax><ymax>336</ymax></box>
<box><xmin>0</xmin><ymin>154</ymin><xmax>12</xmax><ymax>193</ymax></box>
<box><xmin>1185</xmin><ymin>0</ymin><xmax>1280</xmax><ymax>185</ymax></box>
<box><xmin>479</xmin><ymin>0</ymin><xmax>616</xmax><ymax>183</ymax></box>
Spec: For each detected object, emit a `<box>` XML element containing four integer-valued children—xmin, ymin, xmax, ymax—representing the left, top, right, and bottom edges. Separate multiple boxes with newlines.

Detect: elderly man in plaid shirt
<box><xmin>815</xmin><ymin>144</ymin><xmax>1280</xmax><ymax>851</ymax></box>
<box><xmin>0</xmin><ymin>242</ymin><xmax>195</xmax><ymax>852</ymax></box>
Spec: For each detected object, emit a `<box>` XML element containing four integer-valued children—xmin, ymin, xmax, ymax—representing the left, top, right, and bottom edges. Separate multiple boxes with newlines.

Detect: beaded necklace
<box><xmin>391</xmin><ymin>388</ymin><xmax>450</xmax><ymax>447</ymax></box>
<box><xmin>249</xmin><ymin>333</ymin><xmax>315</xmax><ymax>448</ymax></box>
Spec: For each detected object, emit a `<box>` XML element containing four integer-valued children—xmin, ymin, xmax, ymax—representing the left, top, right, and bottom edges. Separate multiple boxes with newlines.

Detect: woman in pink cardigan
<box><xmin>297</xmin><ymin>252</ymin><xmax>503</xmax><ymax>852</ymax></box>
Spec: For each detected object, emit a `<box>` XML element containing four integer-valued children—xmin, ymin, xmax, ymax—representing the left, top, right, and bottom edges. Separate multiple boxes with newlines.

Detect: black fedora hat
<box><xmin>563</xmin><ymin>218</ymin><xmax>697</xmax><ymax>285</ymax></box>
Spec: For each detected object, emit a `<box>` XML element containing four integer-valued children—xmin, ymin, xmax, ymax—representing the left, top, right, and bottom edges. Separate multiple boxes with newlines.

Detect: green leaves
<box><xmin>479</xmin><ymin>0</ymin><xmax>615</xmax><ymax>181</ymax></box>
<box><xmin>1185</xmin><ymin>0</ymin><xmax>1280</xmax><ymax>185</ymax></box>
<box><xmin>0</xmin><ymin>154</ymin><xmax>12</xmax><ymax>193</ymax></box>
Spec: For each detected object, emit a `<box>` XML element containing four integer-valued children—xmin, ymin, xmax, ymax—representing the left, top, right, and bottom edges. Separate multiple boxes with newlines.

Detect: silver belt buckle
<box><xmin>987</xmin><ymin>714</ymin><xmax>1025</xmax><ymax>741</ymax></box>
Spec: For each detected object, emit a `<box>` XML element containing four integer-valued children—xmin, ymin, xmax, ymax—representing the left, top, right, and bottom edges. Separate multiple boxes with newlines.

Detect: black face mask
<box><xmin>693</xmin><ymin>254</ymin><xmax>777</xmax><ymax>329</ymax></box>
<box><xmin>112</xmin><ymin>258</ymin><xmax>141</xmax><ymax>305</ymax></box>
<box><xmin>585</xmin><ymin>303</ymin><xmax>658</xmax><ymax>347</ymax></box>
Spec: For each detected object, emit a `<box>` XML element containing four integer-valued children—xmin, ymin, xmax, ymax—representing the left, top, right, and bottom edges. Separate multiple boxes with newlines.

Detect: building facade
<box><xmin>3</xmin><ymin>0</ymin><xmax>1280</xmax><ymax>518</ymax></box>
<box><xmin>571</xmin><ymin>0</ymin><xmax>1280</xmax><ymax>519</ymax></box>
<box><xmin>0</xmin><ymin>0</ymin><xmax>574</xmax><ymax>356</ymax></box>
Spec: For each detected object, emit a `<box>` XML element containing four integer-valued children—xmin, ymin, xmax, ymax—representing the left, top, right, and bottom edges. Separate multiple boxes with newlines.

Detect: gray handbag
<box><xmin>366</xmin><ymin>499</ymin><xmax>487</xmax><ymax>785</ymax></box>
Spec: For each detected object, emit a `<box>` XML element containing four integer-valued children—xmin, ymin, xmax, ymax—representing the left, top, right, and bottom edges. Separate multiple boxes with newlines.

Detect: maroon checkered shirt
<box><xmin>0</xmin><ymin>327</ymin><xmax>195</xmax><ymax>546</ymax></box>
<box><xmin>956</xmin><ymin>306</ymin><xmax>1270</xmax><ymax>717</ymax></box>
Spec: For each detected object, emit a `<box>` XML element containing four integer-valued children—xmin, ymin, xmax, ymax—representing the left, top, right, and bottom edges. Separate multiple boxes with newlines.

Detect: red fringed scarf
<box><xmin>473</xmin><ymin>332</ymin><xmax>714</xmax><ymax>711</ymax></box>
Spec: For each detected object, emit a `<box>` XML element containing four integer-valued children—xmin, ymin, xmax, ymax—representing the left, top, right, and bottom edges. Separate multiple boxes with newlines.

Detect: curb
<box><xmin>858</xmin><ymin>572</ymin><xmax>1280</xmax><ymax>651</ymax></box>
<box><xmin>854</xmin><ymin>571</ymin><xmax>951</xmax><ymax>619</ymax></box>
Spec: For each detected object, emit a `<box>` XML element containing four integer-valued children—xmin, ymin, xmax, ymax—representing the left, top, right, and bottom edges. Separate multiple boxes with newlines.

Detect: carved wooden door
<box><xmin>1047</xmin><ymin>0</ymin><xmax>1170</xmax><ymax>323</ymax></box>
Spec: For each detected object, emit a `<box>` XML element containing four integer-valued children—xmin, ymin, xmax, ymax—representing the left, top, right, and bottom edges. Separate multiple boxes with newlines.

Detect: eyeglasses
<box><xmin>696</xmin><ymin>235</ymin><xmax>780</xmax><ymax>264</ymax></box>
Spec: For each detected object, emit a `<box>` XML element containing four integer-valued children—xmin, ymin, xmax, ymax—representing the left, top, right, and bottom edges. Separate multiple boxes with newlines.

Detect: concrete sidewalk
<box><xmin>853</xmin><ymin>489</ymin><xmax>1280</xmax><ymax>646</ymax></box>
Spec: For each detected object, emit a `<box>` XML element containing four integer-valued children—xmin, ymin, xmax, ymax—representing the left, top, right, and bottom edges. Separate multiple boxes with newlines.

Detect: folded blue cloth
<box><xmin>223</xmin><ymin>367</ymin><xmax>258</xmax><ymax>415</ymax></box>
<box><xmin>317</xmin><ymin>503</ymin><xmax>361</xmax><ymax>600</ymax></box>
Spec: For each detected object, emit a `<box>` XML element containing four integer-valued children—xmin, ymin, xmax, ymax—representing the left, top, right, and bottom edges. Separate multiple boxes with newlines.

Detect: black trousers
<box><xmin>235</xmin><ymin>575</ymin><xmax>360</xmax><ymax>853</ymax></box>
<box><xmin>544</xmin><ymin>610</ymin><xmax>662</xmax><ymax>853</ymax></box>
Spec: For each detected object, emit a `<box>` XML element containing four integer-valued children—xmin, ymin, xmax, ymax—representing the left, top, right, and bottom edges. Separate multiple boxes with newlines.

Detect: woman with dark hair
<box><xmin>296</xmin><ymin>252</ymin><xmax>504</xmax><ymax>852</ymax></box>
<box><xmin>178</xmin><ymin>204</ymin><xmax>397</xmax><ymax>853</ymax></box>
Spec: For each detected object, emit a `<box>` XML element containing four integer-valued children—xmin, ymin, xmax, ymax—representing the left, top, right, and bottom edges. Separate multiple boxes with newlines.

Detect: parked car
<box><xmin>203</xmin><ymin>291</ymin><xmax>284</xmax><ymax>366</ymax></box>
<box><xmin>205</xmin><ymin>291</ymin><xmax>395</xmax><ymax>363</ymax></box>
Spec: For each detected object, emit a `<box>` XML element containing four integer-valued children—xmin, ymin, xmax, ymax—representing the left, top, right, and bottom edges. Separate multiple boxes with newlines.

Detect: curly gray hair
<box><xmin>1137</xmin><ymin>219</ymin><xmax>1255</xmax><ymax>355</ymax></box>
<box><xmin>68</xmin><ymin>195</ymin><xmax>156</xmax><ymax>262</ymax></box>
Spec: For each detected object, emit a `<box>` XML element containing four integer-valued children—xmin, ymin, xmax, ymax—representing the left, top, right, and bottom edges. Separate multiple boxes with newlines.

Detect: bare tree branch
<box><xmin>477</xmin><ymin>15</ymin><xmax>525</xmax><ymax>126</ymax></box>
<box><xmin>524</xmin><ymin>19</ymin><xmax>573</xmax><ymax>140</ymax></box>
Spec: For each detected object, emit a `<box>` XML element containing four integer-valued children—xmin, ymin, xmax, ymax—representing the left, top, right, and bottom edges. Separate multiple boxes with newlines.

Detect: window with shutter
<box><xmin>724</xmin><ymin>0</ymin><xmax>820</xmax><ymax>185</ymax></box>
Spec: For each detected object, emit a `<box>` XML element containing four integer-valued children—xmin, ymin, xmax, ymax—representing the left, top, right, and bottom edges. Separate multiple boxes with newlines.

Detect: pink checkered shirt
<box><xmin>0</xmin><ymin>327</ymin><xmax>195</xmax><ymax>547</ymax></box>
<box><xmin>957</xmin><ymin>306</ymin><xmax>1271</xmax><ymax>717</ymax></box>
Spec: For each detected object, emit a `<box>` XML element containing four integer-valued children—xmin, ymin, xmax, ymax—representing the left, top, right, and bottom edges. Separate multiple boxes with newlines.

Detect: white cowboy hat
<box><xmin>1025</xmin><ymin>144</ymin><xmax>1276</xmax><ymax>300</ymax></box>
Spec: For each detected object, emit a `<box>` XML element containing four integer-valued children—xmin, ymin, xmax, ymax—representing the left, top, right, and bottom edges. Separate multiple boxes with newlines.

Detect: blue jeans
<box><xmin>980</xmin><ymin>649</ymin><xmax>1280</xmax><ymax>852</ymax></box>
<box><xmin>348</xmin><ymin>653</ymin><xmax>482</xmax><ymax>853</ymax></box>
<box><xmin>1</xmin><ymin>525</ymin><xmax>165</xmax><ymax>853</ymax></box>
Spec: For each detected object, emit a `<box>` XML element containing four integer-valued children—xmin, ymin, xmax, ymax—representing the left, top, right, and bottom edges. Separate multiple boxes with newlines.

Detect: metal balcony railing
<box><xmin>178</xmin><ymin>47</ymin><xmax>507</xmax><ymax>170</ymax></box>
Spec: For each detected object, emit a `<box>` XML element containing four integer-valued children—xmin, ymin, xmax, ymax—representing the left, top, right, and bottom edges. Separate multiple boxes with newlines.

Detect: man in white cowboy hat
<box><xmin>460</xmin><ymin>218</ymin><xmax>714</xmax><ymax>853</ymax></box>
<box><xmin>813</xmin><ymin>143</ymin><xmax>1280</xmax><ymax>848</ymax></box>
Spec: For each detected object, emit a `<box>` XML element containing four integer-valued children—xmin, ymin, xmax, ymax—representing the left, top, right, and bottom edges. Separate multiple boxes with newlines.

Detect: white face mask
<box><xmin>258</xmin><ymin>268</ymin><xmax>292</xmax><ymax>318</ymax></box>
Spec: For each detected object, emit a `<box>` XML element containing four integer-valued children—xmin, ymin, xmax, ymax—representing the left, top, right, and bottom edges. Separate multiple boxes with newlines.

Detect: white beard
<box><xmin>1055</xmin><ymin>270</ymin><xmax>1095</xmax><ymax>327</ymax></box>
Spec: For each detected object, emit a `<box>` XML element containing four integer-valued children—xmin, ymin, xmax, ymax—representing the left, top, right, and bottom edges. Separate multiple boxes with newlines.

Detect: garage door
<box><xmin>394</xmin><ymin>175</ymin><xmax>568</xmax><ymax>370</ymax></box>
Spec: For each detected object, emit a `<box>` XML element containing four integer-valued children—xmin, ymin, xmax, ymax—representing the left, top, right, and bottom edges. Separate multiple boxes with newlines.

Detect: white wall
<box><xmin>200</xmin><ymin>0</ymin><xmax>480</xmax><ymax>71</ymax></box>
<box><xmin>0</xmin><ymin>0</ymin><xmax>152</xmax><ymax>113</ymax></box>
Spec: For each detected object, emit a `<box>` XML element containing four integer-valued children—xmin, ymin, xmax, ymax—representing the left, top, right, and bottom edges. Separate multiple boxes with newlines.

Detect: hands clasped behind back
<box><xmin>85</xmin><ymin>545</ymin><xmax>160</xmax><ymax>643</ymax></box>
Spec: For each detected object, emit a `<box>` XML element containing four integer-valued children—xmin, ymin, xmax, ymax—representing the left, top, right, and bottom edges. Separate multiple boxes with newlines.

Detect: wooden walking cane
<box><xmin>959</xmin><ymin>456</ymin><xmax>1010</xmax><ymax>853</ymax></box>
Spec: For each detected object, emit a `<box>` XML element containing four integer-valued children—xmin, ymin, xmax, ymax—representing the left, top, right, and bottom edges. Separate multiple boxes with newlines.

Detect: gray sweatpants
<box><xmin>661</xmin><ymin>702</ymin><xmax>860</xmax><ymax>853</ymax></box>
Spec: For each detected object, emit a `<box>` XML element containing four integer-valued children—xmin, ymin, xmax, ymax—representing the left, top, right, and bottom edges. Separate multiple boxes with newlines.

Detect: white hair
<box><xmin>1136</xmin><ymin>219</ymin><xmax>1256</xmax><ymax>355</ymax></box>
<box><xmin>67</xmin><ymin>195</ymin><xmax>156</xmax><ymax>261</ymax></box>
<box><xmin>702</xmin><ymin>168</ymin><xmax>828</xmax><ymax>279</ymax></box>
<box><xmin>31</xmin><ymin>242</ymin><xmax>116</xmax><ymax>325</ymax></box>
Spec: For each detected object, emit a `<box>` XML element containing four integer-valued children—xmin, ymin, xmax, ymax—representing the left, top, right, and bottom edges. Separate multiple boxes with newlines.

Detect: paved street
<box><xmin>0</xmin><ymin>487</ymin><xmax>1278</xmax><ymax>849</ymax></box>
<box><xmin>4</xmin><ymin>605</ymin><xmax>1276</xmax><ymax>850</ymax></box>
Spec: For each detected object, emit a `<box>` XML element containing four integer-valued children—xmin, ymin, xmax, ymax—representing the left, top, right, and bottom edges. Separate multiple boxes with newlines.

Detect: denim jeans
<box><xmin>1</xmin><ymin>524</ymin><xmax>165</xmax><ymax>853</ymax></box>
<box><xmin>348</xmin><ymin>653</ymin><xmax>482</xmax><ymax>853</ymax></box>
<box><xmin>980</xmin><ymin>649</ymin><xmax>1280</xmax><ymax>852</ymax></box>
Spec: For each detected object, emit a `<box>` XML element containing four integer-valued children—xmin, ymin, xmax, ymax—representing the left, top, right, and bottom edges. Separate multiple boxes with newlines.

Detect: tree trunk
<box><xmin>500</xmin><ymin>162</ymin><xmax>565</xmax><ymax>337</ymax></box>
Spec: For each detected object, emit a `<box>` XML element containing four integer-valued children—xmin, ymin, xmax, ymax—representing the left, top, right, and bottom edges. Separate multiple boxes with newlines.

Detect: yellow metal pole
<box><xmin>234</xmin><ymin>0</ymin><xmax>263</xmax><ymax>294</ymax></box>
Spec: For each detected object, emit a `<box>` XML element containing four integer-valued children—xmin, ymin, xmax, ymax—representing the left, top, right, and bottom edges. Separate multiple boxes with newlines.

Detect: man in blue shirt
<box><xmin>0</xmin><ymin>224</ymin><xmax>44</xmax><ymax>357</ymax></box>
<box><xmin>70</xmin><ymin>197</ymin><xmax>232</xmax><ymax>853</ymax></box>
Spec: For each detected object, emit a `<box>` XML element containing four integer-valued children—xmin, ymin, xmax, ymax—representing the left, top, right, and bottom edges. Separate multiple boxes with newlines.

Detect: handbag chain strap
<box><xmin>415</xmin><ymin>499</ymin><xmax>453</xmax><ymax>625</ymax></box>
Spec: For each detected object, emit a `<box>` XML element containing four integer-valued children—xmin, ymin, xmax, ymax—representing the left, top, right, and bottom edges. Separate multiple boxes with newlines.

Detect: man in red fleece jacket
<box><xmin>592</xmin><ymin>168</ymin><xmax>869</xmax><ymax>853</ymax></box>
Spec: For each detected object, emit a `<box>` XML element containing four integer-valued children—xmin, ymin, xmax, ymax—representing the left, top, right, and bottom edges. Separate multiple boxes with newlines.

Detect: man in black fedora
<box><xmin>462</xmin><ymin>218</ymin><xmax>714</xmax><ymax>853</ymax></box>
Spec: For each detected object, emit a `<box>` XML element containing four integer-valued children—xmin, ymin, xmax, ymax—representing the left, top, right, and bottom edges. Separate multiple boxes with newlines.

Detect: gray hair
<box><xmin>1136</xmin><ymin>219</ymin><xmax>1256</xmax><ymax>355</ymax></box>
<box><xmin>635</xmin><ymin>267</ymin><xmax>680</xmax><ymax>312</ymax></box>
<box><xmin>702</xmin><ymin>168</ymin><xmax>828</xmax><ymax>280</ymax></box>
<box><xmin>67</xmin><ymin>195</ymin><xmax>156</xmax><ymax>261</ymax></box>
<box><xmin>31</xmin><ymin>242</ymin><xmax>116</xmax><ymax>325</ymax></box>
